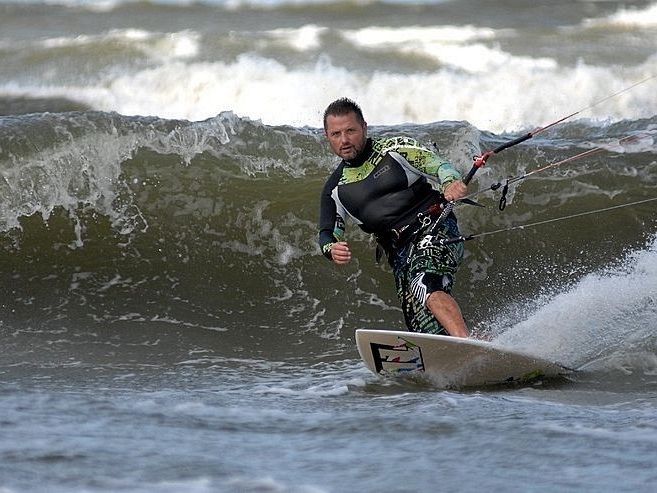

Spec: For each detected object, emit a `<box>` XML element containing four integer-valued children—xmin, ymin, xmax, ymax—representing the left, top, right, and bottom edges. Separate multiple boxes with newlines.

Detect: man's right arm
<box><xmin>318</xmin><ymin>165</ymin><xmax>347</xmax><ymax>261</ymax></box>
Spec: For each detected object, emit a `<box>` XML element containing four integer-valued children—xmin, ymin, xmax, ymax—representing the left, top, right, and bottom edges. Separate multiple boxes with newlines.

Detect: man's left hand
<box><xmin>443</xmin><ymin>181</ymin><xmax>467</xmax><ymax>202</ymax></box>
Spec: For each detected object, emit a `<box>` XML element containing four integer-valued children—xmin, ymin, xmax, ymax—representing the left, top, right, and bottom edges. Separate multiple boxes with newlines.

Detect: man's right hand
<box><xmin>330</xmin><ymin>242</ymin><xmax>352</xmax><ymax>265</ymax></box>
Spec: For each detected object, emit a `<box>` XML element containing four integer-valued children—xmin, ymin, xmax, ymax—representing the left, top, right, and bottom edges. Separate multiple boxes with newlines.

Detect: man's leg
<box><xmin>426</xmin><ymin>291</ymin><xmax>469</xmax><ymax>338</ymax></box>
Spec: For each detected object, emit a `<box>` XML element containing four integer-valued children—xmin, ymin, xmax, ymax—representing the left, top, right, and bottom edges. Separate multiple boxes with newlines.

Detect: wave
<box><xmin>14</xmin><ymin>0</ymin><xmax>452</xmax><ymax>11</ymax></box>
<box><xmin>583</xmin><ymin>2</ymin><xmax>657</xmax><ymax>28</ymax></box>
<box><xmin>35</xmin><ymin>28</ymin><xmax>200</xmax><ymax>60</ymax></box>
<box><xmin>1</xmin><ymin>110</ymin><xmax>656</xmax><ymax>359</ymax></box>
<box><xmin>3</xmin><ymin>0</ymin><xmax>656</xmax><ymax>131</ymax></box>
<box><xmin>8</xmin><ymin>0</ymin><xmax>657</xmax><ymax>20</ymax></box>
<box><xmin>3</xmin><ymin>53</ymin><xmax>656</xmax><ymax>133</ymax></box>
<box><xmin>493</xmin><ymin>237</ymin><xmax>657</xmax><ymax>366</ymax></box>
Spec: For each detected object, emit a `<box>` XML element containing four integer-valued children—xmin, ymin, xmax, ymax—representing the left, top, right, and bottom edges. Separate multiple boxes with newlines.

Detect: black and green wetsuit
<box><xmin>318</xmin><ymin>136</ymin><xmax>465</xmax><ymax>335</ymax></box>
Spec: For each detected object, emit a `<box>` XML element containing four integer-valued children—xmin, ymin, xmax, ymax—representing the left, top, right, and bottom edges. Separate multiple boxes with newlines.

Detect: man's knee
<box><xmin>410</xmin><ymin>272</ymin><xmax>454</xmax><ymax>306</ymax></box>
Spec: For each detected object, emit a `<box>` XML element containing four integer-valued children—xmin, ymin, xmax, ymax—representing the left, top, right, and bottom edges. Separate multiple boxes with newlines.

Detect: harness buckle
<box><xmin>418</xmin><ymin>213</ymin><xmax>433</xmax><ymax>228</ymax></box>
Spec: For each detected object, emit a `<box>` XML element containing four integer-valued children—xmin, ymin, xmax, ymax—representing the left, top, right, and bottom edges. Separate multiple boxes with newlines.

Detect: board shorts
<box><xmin>390</xmin><ymin>215</ymin><xmax>464</xmax><ymax>335</ymax></box>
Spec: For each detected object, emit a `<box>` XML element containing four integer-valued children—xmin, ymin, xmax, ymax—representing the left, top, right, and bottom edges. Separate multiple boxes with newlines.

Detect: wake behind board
<box><xmin>356</xmin><ymin>329</ymin><xmax>571</xmax><ymax>388</ymax></box>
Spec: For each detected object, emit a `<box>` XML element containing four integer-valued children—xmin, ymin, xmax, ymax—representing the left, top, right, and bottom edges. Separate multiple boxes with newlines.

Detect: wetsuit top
<box><xmin>318</xmin><ymin>136</ymin><xmax>462</xmax><ymax>259</ymax></box>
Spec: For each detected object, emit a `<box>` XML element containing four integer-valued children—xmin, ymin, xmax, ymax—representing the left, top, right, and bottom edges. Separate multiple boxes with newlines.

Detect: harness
<box><xmin>375</xmin><ymin>200</ymin><xmax>452</xmax><ymax>263</ymax></box>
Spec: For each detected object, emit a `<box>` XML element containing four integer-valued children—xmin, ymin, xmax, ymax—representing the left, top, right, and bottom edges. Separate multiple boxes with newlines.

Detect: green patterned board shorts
<box><xmin>391</xmin><ymin>216</ymin><xmax>464</xmax><ymax>335</ymax></box>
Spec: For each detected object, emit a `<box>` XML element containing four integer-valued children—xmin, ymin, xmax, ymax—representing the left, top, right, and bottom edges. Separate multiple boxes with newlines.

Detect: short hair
<box><xmin>323</xmin><ymin>98</ymin><xmax>365</xmax><ymax>130</ymax></box>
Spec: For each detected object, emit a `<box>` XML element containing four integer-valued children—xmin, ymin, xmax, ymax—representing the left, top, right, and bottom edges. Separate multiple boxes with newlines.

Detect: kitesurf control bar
<box><xmin>463</xmin><ymin>132</ymin><xmax>535</xmax><ymax>184</ymax></box>
<box><xmin>462</xmin><ymin>74</ymin><xmax>657</xmax><ymax>182</ymax></box>
<box><xmin>437</xmin><ymin>130</ymin><xmax>537</xmax><ymax>225</ymax></box>
<box><xmin>436</xmin><ymin>75</ymin><xmax>657</xmax><ymax>230</ymax></box>
<box><xmin>461</xmin><ymin>132</ymin><xmax>651</xmax><ymax>211</ymax></box>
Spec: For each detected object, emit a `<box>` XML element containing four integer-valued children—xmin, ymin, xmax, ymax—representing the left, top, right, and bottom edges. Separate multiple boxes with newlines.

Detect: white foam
<box><xmin>38</xmin><ymin>28</ymin><xmax>200</xmax><ymax>61</ymax></box>
<box><xmin>252</xmin><ymin>360</ymin><xmax>368</xmax><ymax>398</ymax></box>
<box><xmin>4</xmin><ymin>59</ymin><xmax>640</xmax><ymax>135</ymax></box>
<box><xmin>494</xmin><ymin>237</ymin><xmax>657</xmax><ymax>368</ymax></box>
<box><xmin>342</xmin><ymin>24</ymin><xmax>499</xmax><ymax>46</ymax></box>
<box><xmin>595</xmin><ymin>132</ymin><xmax>657</xmax><ymax>154</ymax></box>
<box><xmin>0</xmin><ymin>28</ymin><xmax>198</xmax><ymax>62</ymax></box>
<box><xmin>0</xmin><ymin>111</ymin><xmax>240</xmax><ymax>235</ymax></box>
<box><xmin>3</xmin><ymin>24</ymin><xmax>656</xmax><ymax>132</ymax></box>
<box><xmin>263</xmin><ymin>24</ymin><xmax>328</xmax><ymax>51</ymax></box>
<box><xmin>532</xmin><ymin>421</ymin><xmax>657</xmax><ymax>443</ymax></box>
<box><xmin>343</xmin><ymin>25</ymin><xmax>552</xmax><ymax>75</ymax></box>
<box><xmin>41</xmin><ymin>28</ymin><xmax>150</xmax><ymax>48</ymax></box>
<box><xmin>584</xmin><ymin>2</ymin><xmax>657</xmax><ymax>28</ymax></box>
<box><xmin>0</xmin><ymin>127</ymin><xmax>141</xmax><ymax>233</ymax></box>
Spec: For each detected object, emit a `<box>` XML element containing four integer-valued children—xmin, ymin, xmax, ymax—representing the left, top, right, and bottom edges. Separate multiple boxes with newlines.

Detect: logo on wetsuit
<box><xmin>372</xmin><ymin>164</ymin><xmax>391</xmax><ymax>180</ymax></box>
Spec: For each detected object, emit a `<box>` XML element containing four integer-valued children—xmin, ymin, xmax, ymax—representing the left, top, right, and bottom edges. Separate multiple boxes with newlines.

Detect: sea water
<box><xmin>1</xmin><ymin>0</ymin><xmax>657</xmax><ymax>491</ymax></box>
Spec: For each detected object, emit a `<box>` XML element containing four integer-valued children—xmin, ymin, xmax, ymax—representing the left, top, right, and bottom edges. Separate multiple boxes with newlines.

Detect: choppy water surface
<box><xmin>1</xmin><ymin>0</ymin><xmax>657</xmax><ymax>491</ymax></box>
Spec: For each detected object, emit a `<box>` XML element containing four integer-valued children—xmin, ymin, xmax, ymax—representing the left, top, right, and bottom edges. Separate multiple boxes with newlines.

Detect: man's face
<box><xmin>324</xmin><ymin>112</ymin><xmax>368</xmax><ymax>161</ymax></box>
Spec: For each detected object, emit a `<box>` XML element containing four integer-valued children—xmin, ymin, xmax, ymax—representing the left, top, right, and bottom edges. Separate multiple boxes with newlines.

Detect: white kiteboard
<box><xmin>356</xmin><ymin>329</ymin><xmax>571</xmax><ymax>388</ymax></box>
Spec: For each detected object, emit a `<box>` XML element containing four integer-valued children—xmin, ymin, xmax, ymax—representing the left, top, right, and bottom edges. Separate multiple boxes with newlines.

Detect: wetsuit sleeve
<box><xmin>422</xmin><ymin>151</ymin><xmax>462</xmax><ymax>191</ymax></box>
<box><xmin>318</xmin><ymin>164</ymin><xmax>347</xmax><ymax>260</ymax></box>
<box><xmin>390</xmin><ymin>138</ymin><xmax>462</xmax><ymax>192</ymax></box>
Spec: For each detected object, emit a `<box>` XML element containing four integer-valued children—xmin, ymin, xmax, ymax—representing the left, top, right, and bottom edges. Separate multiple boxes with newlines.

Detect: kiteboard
<box><xmin>356</xmin><ymin>329</ymin><xmax>572</xmax><ymax>388</ymax></box>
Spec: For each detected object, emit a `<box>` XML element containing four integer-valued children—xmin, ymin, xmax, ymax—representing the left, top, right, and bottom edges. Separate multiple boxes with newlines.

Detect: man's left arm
<box><xmin>396</xmin><ymin>140</ymin><xmax>465</xmax><ymax>199</ymax></box>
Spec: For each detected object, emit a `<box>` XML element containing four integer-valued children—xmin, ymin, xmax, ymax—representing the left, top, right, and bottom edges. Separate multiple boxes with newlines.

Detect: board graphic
<box><xmin>356</xmin><ymin>329</ymin><xmax>571</xmax><ymax>388</ymax></box>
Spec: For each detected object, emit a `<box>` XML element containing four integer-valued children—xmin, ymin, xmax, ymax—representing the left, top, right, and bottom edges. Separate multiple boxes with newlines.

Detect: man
<box><xmin>317</xmin><ymin>97</ymin><xmax>469</xmax><ymax>338</ymax></box>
